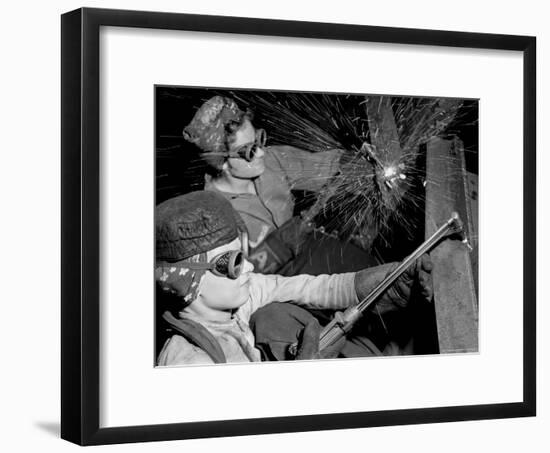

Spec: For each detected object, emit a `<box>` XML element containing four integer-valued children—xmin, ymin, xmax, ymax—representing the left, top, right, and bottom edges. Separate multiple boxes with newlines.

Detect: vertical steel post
<box><xmin>425</xmin><ymin>137</ymin><xmax>478</xmax><ymax>353</ymax></box>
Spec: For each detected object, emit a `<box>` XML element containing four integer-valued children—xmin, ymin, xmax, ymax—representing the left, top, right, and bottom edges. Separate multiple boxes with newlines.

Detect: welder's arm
<box><xmin>269</xmin><ymin>145</ymin><xmax>374</xmax><ymax>193</ymax></box>
<box><xmin>268</xmin><ymin>146</ymin><xmax>342</xmax><ymax>192</ymax></box>
<box><xmin>243</xmin><ymin>256</ymin><xmax>432</xmax><ymax>322</ymax></box>
<box><xmin>245</xmin><ymin>272</ymin><xmax>358</xmax><ymax>319</ymax></box>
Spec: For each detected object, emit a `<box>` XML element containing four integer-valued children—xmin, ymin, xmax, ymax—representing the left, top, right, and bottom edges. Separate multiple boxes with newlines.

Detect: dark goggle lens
<box><xmin>240</xmin><ymin>145</ymin><xmax>257</xmax><ymax>162</ymax></box>
<box><xmin>232</xmin><ymin>129</ymin><xmax>266</xmax><ymax>162</ymax></box>
<box><xmin>213</xmin><ymin>250</ymin><xmax>243</xmax><ymax>279</ymax></box>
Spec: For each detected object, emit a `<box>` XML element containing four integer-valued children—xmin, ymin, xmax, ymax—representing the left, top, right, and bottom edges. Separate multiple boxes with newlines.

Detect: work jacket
<box><xmin>157</xmin><ymin>271</ymin><xmax>357</xmax><ymax>366</ymax></box>
<box><xmin>205</xmin><ymin>146</ymin><xmax>342</xmax><ymax>248</ymax></box>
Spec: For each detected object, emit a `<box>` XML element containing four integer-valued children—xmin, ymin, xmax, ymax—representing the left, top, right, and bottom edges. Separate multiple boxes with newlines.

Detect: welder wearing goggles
<box><xmin>155</xmin><ymin>191</ymin><xmax>432</xmax><ymax>365</ymax></box>
<box><xmin>183</xmin><ymin>95</ymin><xmax>374</xmax><ymax>276</ymax></box>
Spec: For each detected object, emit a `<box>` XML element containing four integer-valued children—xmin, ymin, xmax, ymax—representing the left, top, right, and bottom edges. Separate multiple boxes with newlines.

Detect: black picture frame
<box><xmin>61</xmin><ymin>7</ymin><xmax>536</xmax><ymax>446</ymax></box>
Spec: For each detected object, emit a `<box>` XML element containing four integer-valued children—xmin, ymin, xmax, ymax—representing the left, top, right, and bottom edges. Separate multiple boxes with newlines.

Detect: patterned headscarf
<box><xmin>183</xmin><ymin>96</ymin><xmax>247</xmax><ymax>170</ymax></box>
<box><xmin>155</xmin><ymin>253</ymin><xmax>207</xmax><ymax>308</ymax></box>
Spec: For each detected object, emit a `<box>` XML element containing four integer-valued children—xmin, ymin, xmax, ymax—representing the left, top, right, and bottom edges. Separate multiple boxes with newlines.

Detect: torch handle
<box><xmin>355</xmin><ymin>212</ymin><xmax>461</xmax><ymax>313</ymax></box>
<box><xmin>317</xmin><ymin>212</ymin><xmax>463</xmax><ymax>355</ymax></box>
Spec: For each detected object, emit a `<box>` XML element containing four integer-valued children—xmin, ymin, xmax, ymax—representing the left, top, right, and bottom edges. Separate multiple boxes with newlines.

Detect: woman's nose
<box><xmin>255</xmin><ymin>145</ymin><xmax>265</xmax><ymax>158</ymax></box>
<box><xmin>242</xmin><ymin>257</ymin><xmax>255</xmax><ymax>273</ymax></box>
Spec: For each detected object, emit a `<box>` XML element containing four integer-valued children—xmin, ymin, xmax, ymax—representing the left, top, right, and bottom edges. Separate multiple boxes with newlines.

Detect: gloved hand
<box><xmin>295</xmin><ymin>318</ymin><xmax>346</xmax><ymax>360</ymax></box>
<box><xmin>354</xmin><ymin>254</ymin><xmax>433</xmax><ymax>314</ymax></box>
<box><xmin>295</xmin><ymin>318</ymin><xmax>321</xmax><ymax>359</ymax></box>
<box><xmin>250</xmin><ymin>302</ymin><xmax>346</xmax><ymax>361</ymax></box>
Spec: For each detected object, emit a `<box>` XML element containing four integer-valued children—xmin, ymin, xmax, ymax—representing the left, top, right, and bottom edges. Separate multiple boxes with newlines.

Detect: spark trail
<box><xmin>233</xmin><ymin>91</ymin><xmax>469</xmax><ymax>249</ymax></box>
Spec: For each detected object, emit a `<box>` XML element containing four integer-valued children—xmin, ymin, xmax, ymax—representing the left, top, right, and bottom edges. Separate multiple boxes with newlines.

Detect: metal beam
<box><xmin>365</xmin><ymin>96</ymin><xmax>403</xmax><ymax>164</ymax></box>
<box><xmin>425</xmin><ymin>136</ymin><xmax>478</xmax><ymax>353</ymax></box>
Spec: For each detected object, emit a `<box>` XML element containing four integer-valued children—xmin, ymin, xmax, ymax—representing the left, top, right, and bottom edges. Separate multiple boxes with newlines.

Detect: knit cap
<box><xmin>156</xmin><ymin>190</ymin><xmax>244</xmax><ymax>262</ymax></box>
<box><xmin>155</xmin><ymin>191</ymin><xmax>246</xmax><ymax>307</ymax></box>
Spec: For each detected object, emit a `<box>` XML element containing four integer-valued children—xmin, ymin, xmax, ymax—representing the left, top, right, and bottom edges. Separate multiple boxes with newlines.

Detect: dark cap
<box><xmin>156</xmin><ymin>191</ymin><xmax>245</xmax><ymax>262</ymax></box>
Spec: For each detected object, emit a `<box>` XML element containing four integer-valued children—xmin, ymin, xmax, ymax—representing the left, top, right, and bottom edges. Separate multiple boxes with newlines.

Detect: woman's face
<box><xmin>196</xmin><ymin>238</ymin><xmax>255</xmax><ymax>312</ymax></box>
<box><xmin>225</xmin><ymin>119</ymin><xmax>266</xmax><ymax>179</ymax></box>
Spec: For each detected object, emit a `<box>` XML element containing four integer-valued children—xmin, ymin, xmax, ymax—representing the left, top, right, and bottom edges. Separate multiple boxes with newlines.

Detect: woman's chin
<box><xmin>232</xmin><ymin>159</ymin><xmax>265</xmax><ymax>179</ymax></box>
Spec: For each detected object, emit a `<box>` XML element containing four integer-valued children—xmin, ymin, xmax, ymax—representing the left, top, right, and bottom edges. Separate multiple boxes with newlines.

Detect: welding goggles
<box><xmin>173</xmin><ymin>250</ymin><xmax>246</xmax><ymax>280</ymax></box>
<box><xmin>226</xmin><ymin>128</ymin><xmax>267</xmax><ymax>162</ymax></box>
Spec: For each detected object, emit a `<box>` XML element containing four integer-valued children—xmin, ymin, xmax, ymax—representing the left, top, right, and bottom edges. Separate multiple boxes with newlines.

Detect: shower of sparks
<box><xmin>157</xmin><ymin>88</ymin><xmax>474</xmax><ymax>248</ymax></box>
<box><xmin>231</xmin><ymin>92</ymin><xmax>351</xmax><ymax>153</ymax></box>
<box><xmin>231</xmin><ymin>92</ymin><xmax>469</xmax><ymax>248</ymax></box>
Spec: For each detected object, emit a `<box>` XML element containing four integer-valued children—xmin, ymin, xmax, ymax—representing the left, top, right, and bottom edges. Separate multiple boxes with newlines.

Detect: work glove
<box><xmin>295</xmin><ymin>318</ymin><xmax>346</xmax><ymax>360</ymax></box>
<box><xmin>294</xmin><ymin>318</ymin><xmax>321</xmax><ymax>359</ymax></box>
<box><xmin>250</xmin><ymin>302</ymin><xmax>345</xmax><ymax>361</ymax></box>
<box><xmin>354</xmin><ymin>254</ymin><xmax>433</xmax><ymax>314</ymax></box>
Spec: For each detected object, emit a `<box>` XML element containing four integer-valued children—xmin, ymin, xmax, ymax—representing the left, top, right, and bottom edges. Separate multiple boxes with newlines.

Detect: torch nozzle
<box><xmin>448</xmin><ymin>211</ymin><xmax>472</xmax><ymax>250</ymax></box>
<box><xmin>449</xmin><ymin>211</ymin><xmax>463</xmax><ymax>233</ymax></box>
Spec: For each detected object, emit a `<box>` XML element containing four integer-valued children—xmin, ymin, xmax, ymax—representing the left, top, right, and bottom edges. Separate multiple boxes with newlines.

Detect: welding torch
<box><xmin>289</xmin><ymin>212</ymin><xmax>465</xmax><ymax>357</ymax></box>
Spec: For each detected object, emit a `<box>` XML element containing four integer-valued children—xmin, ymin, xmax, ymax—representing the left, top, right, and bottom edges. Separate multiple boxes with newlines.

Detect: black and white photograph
<box><xmin>154</xmin><ymin>87</ymin><xmax>479</xmax><ymax>366</ymax></box>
